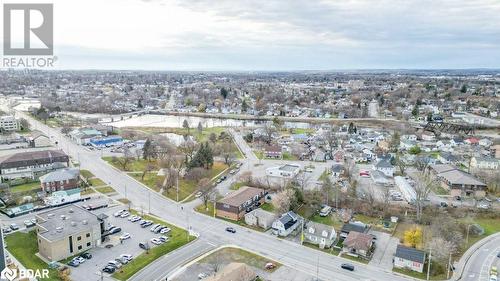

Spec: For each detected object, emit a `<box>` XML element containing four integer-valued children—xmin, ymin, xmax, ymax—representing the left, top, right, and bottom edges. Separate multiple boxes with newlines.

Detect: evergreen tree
<box><xmin>220</xmin><ymin>87</ymin><xmax>228</xmax><ymax>99</ymax></box>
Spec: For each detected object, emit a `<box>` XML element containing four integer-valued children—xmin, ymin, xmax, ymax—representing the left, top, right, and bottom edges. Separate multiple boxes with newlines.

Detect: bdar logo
<box><xmin>1</xmin><ymin>267</ymin><xmax>17</xmax><ymax>281</ymax></box>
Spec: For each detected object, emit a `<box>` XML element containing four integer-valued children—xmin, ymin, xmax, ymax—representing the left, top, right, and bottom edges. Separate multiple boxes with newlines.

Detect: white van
<box><xmin>319</xmin><ymin>206</ymin><xmax>332</xmax><ymax>217</ymax></box>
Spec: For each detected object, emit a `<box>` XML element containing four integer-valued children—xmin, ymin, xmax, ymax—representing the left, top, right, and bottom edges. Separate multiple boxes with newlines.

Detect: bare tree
<box><xmin>141</xmin><ymin>163</ymin><xmax>155</xmax><ymax>181</ymax></box>
<box><xmin>198</xmin><ymin>177</ymin><xmax>212</xmax><ymax>209</ymax></box>
<box><xmin>115</xmin><ymin>148</ymin><xmax>133</xmax><ymax>170</ymax></box>
<box><xmin>323</xmin><ymin>130</ymin><xmax>338</xmax><ymax>159</ymax></box>
<box><xmin>414</xmin><ymin>168</ymin><xmax>435</xmax><ymax>223</ymax></box>
<box><xmin>272</xmin><ymin>189</ymin><xmax>295</xmax><ymax>214</ymax></box>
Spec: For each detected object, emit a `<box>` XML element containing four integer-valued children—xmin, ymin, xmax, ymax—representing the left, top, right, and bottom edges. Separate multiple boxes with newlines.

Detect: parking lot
<box><xmin>69</xmin><ymin>205</ymin><xmax>172</xmax><ymax>280</ymax></box>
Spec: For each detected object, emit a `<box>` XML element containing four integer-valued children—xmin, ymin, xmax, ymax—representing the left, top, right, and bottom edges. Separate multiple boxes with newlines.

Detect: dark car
<box><xmin>225</xmin><ymin>227</ymin><xmax>236</xmax><ymax>233</ymax></box>
<box><xmin>103</xmin><ymin>266</ymin><xmax>115</xmax><ymax>273</ymax></box>
<box><xmin>80</xmin><ymin>252</ymin><xmax>92</xmax><ymax>259</ymax></box>
<box><xmin>139</xmin><ymin>242</ymin><xmax>150</xmax><ymax>250</ymax></box>
<box><xmin>497</xmin><ymin>252</ymin><xmax>500</xmax><ymax>258</ymax></box>
<box><xmin>109</xmin><ymin>227</ymin><xmax>122</xmax><ymax>234</ymax></box>
<box><xmin>341</xmin><ymin>263</ymin><xmax>354</xmax><ymax>271</ymax></box>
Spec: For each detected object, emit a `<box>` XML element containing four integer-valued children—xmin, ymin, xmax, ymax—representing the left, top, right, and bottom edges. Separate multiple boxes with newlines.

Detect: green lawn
<box><xmin>393</xmin><ymin>265</ymin><xmax>446</xmax><ymax>280</ymax></box>
<box><xmin>113</xmin><ymin>211</ymin><xmax>194</xmax><ymax>281</ymax></box>
<box><xmin>260</xmin><ymin>203</ymin><xmax>275</xmax><ymax>212</ymax></box>
<box><xmin>88</xmin><ymin>178</ymin><xmax>106</xmax><ymax>186</ymax></box>
<box><xmin>80</xmin><ymin>169</ymin><xmax>94</xmax><ymax>179</ymax></box>
<box><xmin>10</xmin><ymin>181</ymin><xmax>40</xmax><ymax>193</ymax></box>
<box><xmin>102</xmin><ymin>157</ymin><xmax>159</xmax><ymax>172</ymax></box>
<box><xmin>195</xmin><ymin>202</ymin><xmax>215</xmax><ymax>217</ymax></box>
<box><xmin>81</xmin><ymin>188</ymin><xmax>96</xmax><ymax>195</ymax></box>
<box><xmin>340</xmin><ymin>253</ymin><xmax>370</xmax><ymax>264</ymax></box>
<box><xmin>230</xmin><ymin>182</ymin><xmax>246</xmax><ymax>190</ymax></box>
<box><xmin>199</xmin><ymin>247</ymin><xmax>281</xmax><ymax>272</ymax></box>
<box><xmin>282</xmin><ymin>152</ymin><xmax>297</xmax><ymax>160</ymax></box>
<box><xmin>129</xmin><ymin>162</ymin><xmax>228</xmax><ymax>202</ymax></box>
<box><xmin>303</xmin><ymin>242</ymin><xmax>340</xmax><ymax>256</ymax></box>
<box><xmin>95</xmin><ymin>186</ymin><xmax>116</xmax><ymax>194</ymax></box>
<box><xmin>4</xmin><ymin>231</ymin><xmax>59</xmax><ymax>281</ymax></box>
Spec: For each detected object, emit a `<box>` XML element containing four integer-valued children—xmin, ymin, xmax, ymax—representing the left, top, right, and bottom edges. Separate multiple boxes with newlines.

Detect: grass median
<box><xmin>112</xmin><ymin>211</ymin><xmax>195</xmax><ymax>281</ymax></box>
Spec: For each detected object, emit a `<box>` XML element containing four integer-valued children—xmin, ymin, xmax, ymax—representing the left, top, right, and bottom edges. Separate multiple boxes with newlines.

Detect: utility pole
<box><xmin>176</xmin><ymin>175</ymin><xmax>179</xmax><ymax>202</ymax></box>
<box><xmin>148</xmin><ymin>192</ymin><xmax>151</xmax><ymax>214</ymax></box>
<box><xmin>300</xmin><ymin>219</ymin><xmax>304</xmax><ymax>245</ymax></box>
<box><xmin>446</xmin><ymin>252</ymin><xmax>452</xmax><ymax>279</ymax></box>
<box><xmin>427</xmin><ymin>247</ymin><xmax>432</xmax><ymax>281</ymax></box>
<box><xmin>466</xmin><ymin>224</ymin><xmax>471</xmax><ymax>245</ymax></box>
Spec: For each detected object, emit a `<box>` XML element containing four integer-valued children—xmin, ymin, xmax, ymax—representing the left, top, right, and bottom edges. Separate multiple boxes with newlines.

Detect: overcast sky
<box><xmin>5</xmin><ymin>0</ymin><xmax>500</xmax><ymax>70</ymax></box>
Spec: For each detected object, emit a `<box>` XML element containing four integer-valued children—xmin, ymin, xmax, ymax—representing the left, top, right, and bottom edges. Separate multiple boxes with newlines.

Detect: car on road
<box><xmin>229</xmin><ymin>169</ymin><xmax>237</xmax><ymax>174</ymax></box>
<box><xmin>359</xmin><ymin>170</ymin><xmax>370</xmax><ymax>177</ymax></box>
<box><xmin>195</xmin><ymin>191</ymin><xmax>203</xmax><ymax>198</ymax></box>
<box><xmin>9</xmin><ymin>223</ymin><xmax>19</xmax><ymax>231</ymax></box>
<box><xmin>198</xmin><ymin>273</ymin><xmax>208</xmax><ymax>279</ymax></box>
<box><xmin>341</xmin><ymin>263</ymin><xmax>355</xmax><ymax>271</ymax></box>
<box><xmin>225</xmin><ymin>227</ymin><xmax>236</xmax><ymax>233</ymax></box>
<box><xmin>119</xmin><ymin>233</ymin><xmax>131</xmax><ymax>240</ymax></box>
<box><xmin>265</xmin><ymin>263</ymin><xmax>276</xmax><ymax>270</ymax></box>
<box><xmin>80</xmin><ymin>252</ymin><xmax>92</xmax><ymax>259</ymax></box>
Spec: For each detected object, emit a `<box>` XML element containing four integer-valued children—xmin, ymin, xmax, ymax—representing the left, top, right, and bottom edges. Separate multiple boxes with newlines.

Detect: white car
<box><xmin>160</xmin><ymin>227</ymin><xmax>171</xmax><ymax>234</ymax></box>
<box><xmin>128</xmin><ymin>215</ymin><xmax>138</xmax><ymax>221</ymax></box>
<box><xmin>195</xmin><ymin>191</ymin><xmax>203</xmax><ymax>198</ymax></box>
<box><xmin>158</xmin><ymin>235</ymin><xmax>169</xmax><ymax>243</ymax></box>
<box><xmin>113</xmin><ymin>210</ymin><xmax>125</xmax><ymax>217</ymax></box>
<box><xmin>150</xmin><ymin>238</ymin><xmax>162</xmax><ymax>245</ymax></box>
<box><xmin>120</xmin><ymin>212</ymin><xmax>130</xmax><ymax>218</ymax></box>
<box><xmin>119</xmin><ymin>233</ymin><xmax>131</xmax><ymax>240</ymax></box>
<box><xmin>120</xmin><ymin>254</ymin><xmax>133</xmax><ymax>261</ymax></box>
<box><xmin>150</xmin><ymin>224</ymin><xmax>161</xmax><ymax>232</ymax></box>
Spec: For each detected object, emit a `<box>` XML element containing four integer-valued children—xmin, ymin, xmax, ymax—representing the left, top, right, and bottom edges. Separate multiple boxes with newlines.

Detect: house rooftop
<box><xmin>395</xmin><ymin>244</ymin><xmax>426</xmax><ymax>263</ymax></box>
<box><xmin>218</xmin><ymin>186</ymin><xmax>264</xmax><ymax>207</ymax></box>
<box><xmin>279</xmin><ymin>164</ymin><xmax>300</xmax><ymax>172</ymax></box>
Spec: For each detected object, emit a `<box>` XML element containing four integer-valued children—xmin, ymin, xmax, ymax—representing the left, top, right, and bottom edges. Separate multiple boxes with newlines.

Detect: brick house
<box><xmin>216</xmin><ymin>186</ymin><xmax>266</xmax><ymax>221</ymax></box>
<box><xmin>40</xmin><ymin>168</ymin><xmax>80</xmax><ymax>193</ymax></box>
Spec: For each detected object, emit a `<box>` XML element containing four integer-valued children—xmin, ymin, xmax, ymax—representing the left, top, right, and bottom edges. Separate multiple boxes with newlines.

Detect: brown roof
<box><xmin>218</xmin><ymin>186</ymin><xmax>264</xmax><ymax>207</ymax></box>
<box><xmin>265</xmin><ymin>145</ymin><xmax>281</xmax><ymax>153</ymax></box>
<box><xmin>204</xmin><ymin>262</ymin><xmax>256</xmax><ymax>281</ymax></box>
<box><xmin>343</xmin><ymin>231</ymin><xmax>373</xmax><ymax>251</ymax></box>
<box><xmin>0</xmin><ymin>150</ymin><xmax>68</xmax><ymax>169</ymax></box>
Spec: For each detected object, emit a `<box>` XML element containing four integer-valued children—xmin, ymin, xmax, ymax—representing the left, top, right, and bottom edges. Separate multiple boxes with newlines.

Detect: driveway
<box><xmin>368</xmin><ymin>230</ymin><xmax>398</xmax><ymax>270</ymax></box>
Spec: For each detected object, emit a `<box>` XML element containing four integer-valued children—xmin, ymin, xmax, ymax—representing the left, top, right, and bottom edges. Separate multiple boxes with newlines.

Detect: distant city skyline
<box><xmin>6</xmin><ymin>0</ymin><xmax>500</xmax><ymax>70</ymax></box>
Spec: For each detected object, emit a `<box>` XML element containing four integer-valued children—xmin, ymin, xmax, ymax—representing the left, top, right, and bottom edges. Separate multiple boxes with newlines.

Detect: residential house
<box><xmin>402</xmin><ymin>134</ymin><xmax>418</xmax><ymax>142</ymax></box>
<box><xmin>40</xmin><ymin>168</ymin><xmax>80</xmax><ymax>192</ymax></box>
<box><xmin>373</xmin><ymin>159</ymin><xmax>394</xmax><ymax>177</ymax></box>
<box><xmin>420</xmin><ymin>132</ymin><xmax>435</xmax><ymax>141</ymax></box>
<box><xmin>470</xmin><ymin>156</ymin><xmax>499</xmax><ymax>170</ymax></box>
<box><xmin>264</xmin><ymin>145</ymin><xmax>282</xmax><ymax>159</ymax></box>
<box><xmin>272</xmin><ymin>211</ymin><xmax>302</xmax><ymax>237</ymax></box>
<box><xmin>43</xmin><ymin>188</ymin><xmax>81</xmax><ymax>206</ymax></box>
<box><xmin>244</xmin><ymin>208</ymin><xmax>277</xmax><ymax>230</ymax></box>
<box><xmin>343</xmin><ymin>231</ymin><xmax>374</xmax><ymax>259</ymax></box>
<box><xmin>266</xmin><ymin>164</ymin><xmax>301</xmax><ymax>179</ymax></box>
<box><xmin>394</xmin><ymin>244</ymin><xmax>426</xmax><ymax>273</ymax></box>
<box><xmin>0</xmin><ymin>150</ymin><xmax>69</xmax><ymax>181</ymax></box>
<box><xmin>292</xmin><ymin>133</ymin><xmax>309</xmax><ymax>144</ymax></box>
<box><xmin>438</xmin><ymin>152</ymin><xmax>462</xmax><ymax>165</ymax></box>
<box><xmin>464</xmin><ymin>137</ymin><xmax>479</xmax><ymax>145</ymax></box>
<box><xmin>479</xmin><ymin>138</ymin><xmax>493</xmax><ymax>147</ymax></box>
<box><xmin>340</xmin><ymin>222</ymin><xmax>368</xmax><ymax>239</ymax></box>
<box><xmin>331</xmin><ymin>149</ymin><xmax>345</xmax><ymax>162</ymax></box>
<box><xmin>304</xmin><ymin>222</ymin><xmax>337</xmax><ymax>249</ymax></box>
<box><xmin>28</xmin><ymin>131</ymin><xmax>51</xmax><ymax>147</ymax></box>
<box><xmin>215</xmin><ymin>186</ymin><xmax>266</xmax><ymax>221</ymax></box>
<box><xmin>331</xmin><ymin>163</ymin><xmax>345</xmax><ymax>178</ymax></box>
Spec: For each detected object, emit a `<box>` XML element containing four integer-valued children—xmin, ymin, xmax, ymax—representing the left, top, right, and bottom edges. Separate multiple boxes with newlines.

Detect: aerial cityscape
<box><xmin>0</xmin><ymin>1</ymin><xmax>499</xmax><ymax>281</ymax></box>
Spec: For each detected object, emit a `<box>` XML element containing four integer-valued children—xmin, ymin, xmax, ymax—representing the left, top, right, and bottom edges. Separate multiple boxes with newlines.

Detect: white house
<box><xmin>272</xmin><ymin>211</ymin><xmax>302</xmax><ymax>237</ymax></box>
<box><xmin>266</xmin><ymin>164</ymin><xmax>301</xmax><ymax>179</ymax></box>
<box><xmin>470</xmin><ymin>156</ymin><xmax>499</xmax><ymax>170</ymax></box>
<box><xmin>304</xmin><ymin>222</ymin><xmax>337</xmax><ymax>249</ymax></box>
<box><xmin>394</xmin><ymin>244</ymin><xmax>426</xmax><ymax>273</ymax></box>
<box><xmin>479</xmin><ymin>138</ymin><xmax>493</xmax><ymax>147</ymax></box>
<box><xmin>43</xmin><ymin>188</ymin><xmax>81</xmax><ymax>206</ymax></box>
<box><xmin>244</xmin><ymin>208</ymin><xmax>277</xmax><ymax>230</ymax></box>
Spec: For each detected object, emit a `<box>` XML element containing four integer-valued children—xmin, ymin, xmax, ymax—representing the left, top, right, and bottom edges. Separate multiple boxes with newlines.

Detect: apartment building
<box><xmin>0</xmin><ymin>150</ymin><xmax>69</xmax><ymax>181</ymax></box>
<box><xmin>0</xmin><ymin>115</ymin><xmax>19</xmax><ymax>131</ymax></box>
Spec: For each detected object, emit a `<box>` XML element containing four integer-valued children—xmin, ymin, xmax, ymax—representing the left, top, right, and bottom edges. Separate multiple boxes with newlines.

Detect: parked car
<box><xmin>107</xmin><ymin>260</ymin><xmax>122</xmax><ymax>269</ymax></box>
<box><xmin>109</xmin><ymin>227</ymin><xmax>122</xmax><ymax>234</ymax></box>
<box><xmin>68</xmin><ymin>260</ymin><xmax>79</xmax><ymax>267</ymax></box>
<box><xmin>113</xmin><ymin>210</ymin><xmax>125</xmax><ymax>217</ymax></box>
<box><xmin>195</xmin><ymin>191</ymin><xmax>203</xmax><ymax>198</ymax></box>
<box><xmin>265</xmin><ymin>263</ymin><xmax>276</xmax><ymax>270</ymax></box>
<box><xmin>150</xmin><ymin>224</ymin><xmax>161</xmax><ymax>232</ymax></box>
<box><xmin>225</xmin><ymin>227</ymin><xmax>236</xmax><ymax>233</ymax></box>
<box><xmin>119</xmin><ymin>233</ymin><xmax>131</xmax><ymax>240</ymax></box>
<box><xmin>158</xmin><ymin>235</ymin><xmax>169</xmax><ymax>243</ymax></box>
<box><xmin>74</xmin><ymin>257</ymin><xmax>85</xmax><ymax>264</ymax></box>
<box><xmin>24</xmin><ymin>220</ymin><xmax>35</xmax><ymax>228</ymax></box>
<box><xmin>116</xmin><ymin>257</ymin><xmax>128</xmax><ymax>264</ymax></box>
<box><xmin>341</xmin><ymin>263</ymin><xmax>355</xmax><ymax>271</ymax></box>
<box><xmin>120</xmin><ymin>254</ymin><xmax>133</xmax><ymax>261</ymax></box>
<box><xmin>2</xmin><ymin>228</ymin><xmax>11</xmax><ymax>234</ymax></box>
<box><xmin>80</xmin><ymin>252</ymin><xmax>92</xmax><ymax>259</ymax></box>
<box><xmin>120</xmin><ymin>212</ymin><xmax>130</xmax><ymax>218</ymax></box>
<box><xmin>9</xmin><ymin>224</ymin><xmax>19</xmax><ymax>231</ymax></box>
<box><xmin>150</xmin><ymin>238</ymin><xmax>162</xmax><ymax>245</ymax></box>
<box><xmin>103</xmin><ymin>266</ymin><xmax>115</xmax><ymax>273</ymax></box>
<box><xmin>160</xmin><ymin>227</ymin><xmax>171</xmax><ymax>234</ymax></box>
<box><xmin>139</xmin><ymin>242</ymin><xmax>150</xmax><ymax>250</ymax></box>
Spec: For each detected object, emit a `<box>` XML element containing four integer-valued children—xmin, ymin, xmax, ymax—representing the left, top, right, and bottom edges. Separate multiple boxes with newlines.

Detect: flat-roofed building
<box><xmin>216</xmin><ymin>186</ymin><xmax>266</xmax><ymax>221</ymax></box>
<box><xmin>36</xmin><ymin>204</ymin><xmax>107</xmax><ymax>261</ymax></box>
<box><xmin>0</xmin><ymin>115</ymin><xmax>19</xmax><ymax>131</ymax></box>
<box><xmin>265</xmin><ymin>163</ymin><xmax>301</xmax><ymax>179</ymax></box>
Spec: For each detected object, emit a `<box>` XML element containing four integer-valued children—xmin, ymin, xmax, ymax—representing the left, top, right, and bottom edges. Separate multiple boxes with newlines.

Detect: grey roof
<box><xmin>395</xmin><ymin>244</ymin><xmax>426</xmax><ymax>263</ymax></box>
<box><xmin>36</xmin><ymin>204</ymin><xmax>102</xmax><ymax>242</ymax></box>
<box><xmin>331</xmin><ymin>163</ymin><xmax>344</xmax><ymax>173</ymax></box>
<box><xmin>341</xmin><ymin>222</ymin><xmax>367</xmax><ymax>234</ymax></box>
<box><xmin>278</xmin><ymin>164</ymin><xmax>300</xmax><ymax>172</ymax></box>
<box><xmin>438</xmin><ymin>169</ymin><xmax>486</xmax><ymax>186</ymax></box>
<box><xmin>375</xmin><ymin>159</ymin><xmax>393</xmax><ymax>168</ymax></box>
<box><xmin>307</xmin><ymin>221</ymin><xmax>334</xmax><ymax>236</ymax></box>
<box><xmin>39</xmin><ymin>168</ymin><xmax>80</xmax><ymax>183</ymax></box>
<box><xmin>0</xmin><ymin>150</ymin><xmax>68</xmax><ymax>169</ymax></box>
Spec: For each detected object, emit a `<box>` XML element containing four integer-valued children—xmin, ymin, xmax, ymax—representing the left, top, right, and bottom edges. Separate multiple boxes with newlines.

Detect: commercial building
<box><xmin>265</xmin><ymin>164</ymin><xmax>301</xmax><ymax>179</ymax></box>
<box><xmin>0</xmin><ymin>115</ymin><xmax>19</xmax><ymax>131</ymax></box>
<box><xmin>216</xmin><ymin>186</ymin><xmax>266</xmax><ymax>221</ymax></box>
<box><xmin>0</xmin><ymin>150</ymin><xmax>69</xmax><ymax>181</ymax></box>
<box><xmin>36</xmin><ymin>204</ymin><xmax>107</xmax><ymax>261</ymax></box>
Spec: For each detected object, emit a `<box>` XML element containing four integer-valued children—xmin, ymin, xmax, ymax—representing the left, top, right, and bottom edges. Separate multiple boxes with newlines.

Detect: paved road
<box><xmin>12</xmin><ymin>108</ymin><xmax>414</xmax><ymax>281</ymax></box>
<box><xmin>458</xmin><ymin>233</ymin><xmax>500</xmax><ymax>281</ymax></box>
